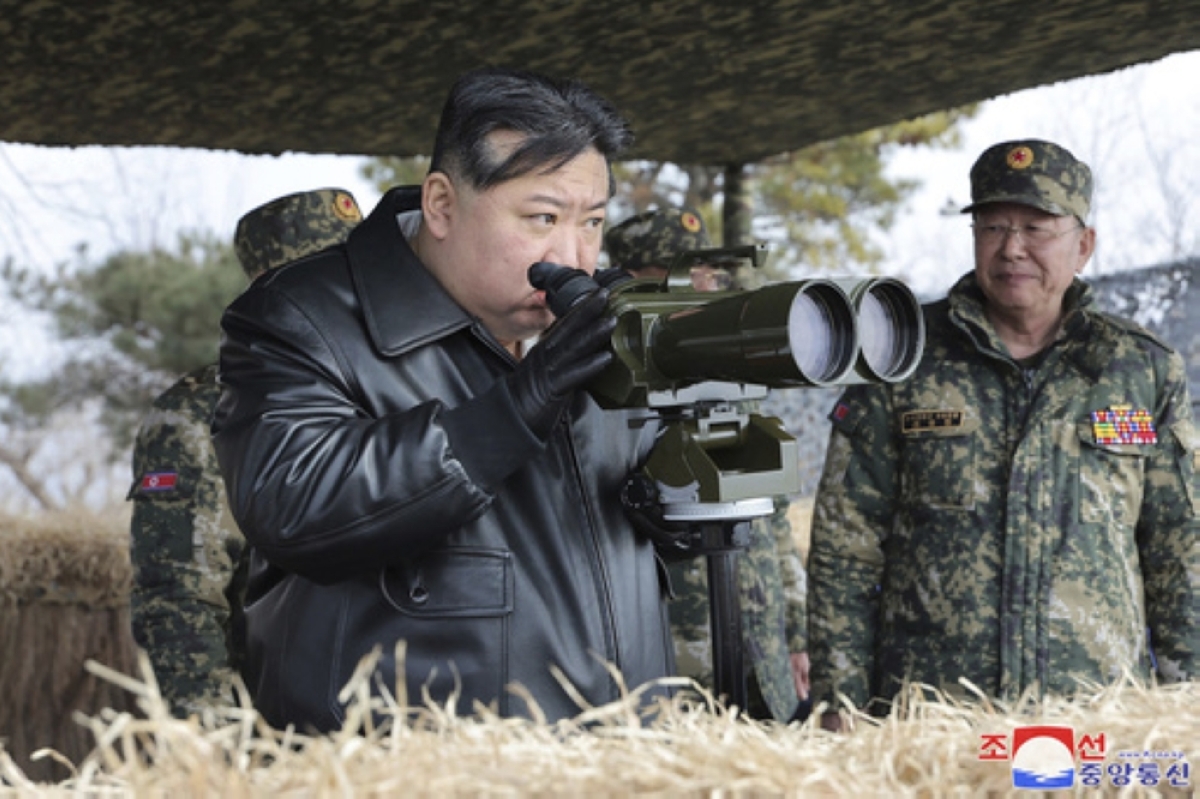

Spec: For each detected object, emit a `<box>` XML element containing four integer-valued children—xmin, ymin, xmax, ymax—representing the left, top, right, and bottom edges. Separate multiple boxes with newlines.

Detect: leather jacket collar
<box><xmin>347</xmin><ymin>185</ymin><xmax>475</xmax><ymax>358</ymax></box>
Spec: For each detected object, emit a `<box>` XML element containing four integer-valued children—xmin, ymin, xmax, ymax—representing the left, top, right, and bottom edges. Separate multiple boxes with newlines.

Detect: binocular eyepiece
<box><xmin>529</xmin><ymin>262</ymin><xmax>599</xmax><ymax>317</ymax></box>
<box><xmin>529</xmin><ymin>261</ymin><xmax>633</xmax><ymax>317</ymax></box>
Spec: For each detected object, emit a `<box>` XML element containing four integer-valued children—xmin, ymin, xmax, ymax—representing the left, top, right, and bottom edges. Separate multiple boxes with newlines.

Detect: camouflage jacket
<box><xmin>808</xmin><ymin>272</ymin><xmax>1200</xmax><ymax>711</ymax></box>
<box><xmin>128</xmin><ymin>363</ymin><xmax>248</xmax><ymax>716</ymax></box>
<box><xmin>667</xmin><ymin>497</ymin><xmax>807</xmax><ymax>722</ymax></box>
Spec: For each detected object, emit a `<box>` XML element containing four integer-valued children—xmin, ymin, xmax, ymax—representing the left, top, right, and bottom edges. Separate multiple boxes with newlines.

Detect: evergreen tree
<box><xmin>1</xmin><ymin>232</ymin><xmax>246</xmax><ymax>453</ymax></box>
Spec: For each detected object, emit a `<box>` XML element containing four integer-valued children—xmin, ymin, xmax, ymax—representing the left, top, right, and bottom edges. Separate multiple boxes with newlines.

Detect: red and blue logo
<box><xmin>1010</xmin><ymin>726</ymin><xmax>1076</xmax><ymax>789</ymax></box>
<box><xmin>980</xmin><ymin>725</ymin><xmax>1190</xmax><ymax>790</ymax></box>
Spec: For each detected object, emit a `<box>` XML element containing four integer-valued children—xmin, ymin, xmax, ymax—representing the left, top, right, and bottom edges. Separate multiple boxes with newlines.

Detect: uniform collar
<box><xmin>947</xmin><ymin>272</ymin><xmax>1107</xmax><ymax>379</ymax></box>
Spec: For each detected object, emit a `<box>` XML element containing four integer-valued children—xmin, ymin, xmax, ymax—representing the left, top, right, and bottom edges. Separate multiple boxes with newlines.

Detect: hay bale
<box><xmin>0</xmin><ymin>510</ymin><xmax>140</xmax><ymax>783</ymax></box>
<box><xmin>2</xmin><ymin>647</ymin><xmax>1195</xmax><ymax>796</ymax></box>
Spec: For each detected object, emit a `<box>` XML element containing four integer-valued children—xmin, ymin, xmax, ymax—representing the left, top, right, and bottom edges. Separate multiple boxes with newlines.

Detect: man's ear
<box><xmin>422</xmin><ymin>172</ymin><xmax>455</xmax><ymax>240</ymax></box>
<box><xmin>1075</xmin><ymin>225</ymin><xmax>1097</xmax><ymax>273</ymax></box>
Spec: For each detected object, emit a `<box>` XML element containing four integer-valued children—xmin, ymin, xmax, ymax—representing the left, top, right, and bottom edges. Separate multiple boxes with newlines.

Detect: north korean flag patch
<box><xmin>139</xmin><ymin>471</ymin><xmax>179</xmax><ymax>492</ymax></box>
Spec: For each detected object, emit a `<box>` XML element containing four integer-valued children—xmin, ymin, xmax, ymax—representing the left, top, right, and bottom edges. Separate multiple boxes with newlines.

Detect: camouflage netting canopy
<box><xmin>3</xmin><ymin>0</ymin><xmax>1199</xmax><ymax>163</ymax></box>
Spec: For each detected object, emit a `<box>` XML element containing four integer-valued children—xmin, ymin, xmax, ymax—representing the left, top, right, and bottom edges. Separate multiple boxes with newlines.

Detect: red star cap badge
<box><xmin>1006</xmin><ymin>146</ymin><xmax>1035</xmax><ymax>170</ymax></box>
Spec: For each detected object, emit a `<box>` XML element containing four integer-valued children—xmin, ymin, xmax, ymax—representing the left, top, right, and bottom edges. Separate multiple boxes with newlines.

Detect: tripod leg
<box><xmin>705</xmin><ymin>536</ymin><xmax>747</xmax><ymax>712</ymax></box>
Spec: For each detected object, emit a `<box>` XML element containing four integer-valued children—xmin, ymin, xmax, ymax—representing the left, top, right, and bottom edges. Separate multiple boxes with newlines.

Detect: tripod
<box><xmin>661</xmin><ymin>498</ymin><xmax>774</xmax><ymax>712</ymax></box>
<box><xmin>632</xmin><ymin>401</ymin><xmax>799</xmax><ymax>712</ymax></box>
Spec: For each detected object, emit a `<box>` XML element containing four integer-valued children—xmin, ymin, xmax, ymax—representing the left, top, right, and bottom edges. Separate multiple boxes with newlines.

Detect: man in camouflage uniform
<box><xmin>605</xmin><ymin>206</ymin><xmax>810</xmax><ymax>722</ymax></box>
<box><xmin>129</xmin><ymin>188</ymin><xmax>362</xmax><ymax>717</ymax></box>
<box><xmin>808</xmin><ymin>139</ymin><xmax>1200</xmax><ymax>729</ymax></box>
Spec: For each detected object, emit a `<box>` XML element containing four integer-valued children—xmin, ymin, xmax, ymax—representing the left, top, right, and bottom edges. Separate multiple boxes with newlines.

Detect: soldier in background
<box><xmin>605</xmin><ymin>206</ymin><xmax>811</xmax><ymax>722</ymax></box>
<box><xmin>128</xmin><ymin>188</ymin><xmax>362</xmax><ymax>716</ymax></box>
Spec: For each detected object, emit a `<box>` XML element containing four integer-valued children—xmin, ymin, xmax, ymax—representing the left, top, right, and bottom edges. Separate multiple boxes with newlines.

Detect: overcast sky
<box><xmin>1</xmin><ymin>48</ymin><xmax>1198</xmax><ymax>381</ymax></box>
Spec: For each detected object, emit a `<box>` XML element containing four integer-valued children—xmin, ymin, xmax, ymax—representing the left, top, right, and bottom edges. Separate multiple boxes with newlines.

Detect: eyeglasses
<box><xmin>971</xmin><ymin>221</ymin><xmax>1083</xmax><ymax>248</ymax></box>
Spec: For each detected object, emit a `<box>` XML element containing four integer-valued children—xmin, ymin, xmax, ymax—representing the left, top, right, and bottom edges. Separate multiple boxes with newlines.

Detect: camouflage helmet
<box><xmin>234</xmin><ymin>188</ymin><xmax>363</xmax><ymax>278</ymax></box>
<box><xmin>605</xmin><ymin>206</ymin><xmax>712</xmax><ymax>274</ymax></box>
<box><xmin>960</xmin><ymin>139</ymin><xmax>1092</xmax><ymax>221</ymax></box>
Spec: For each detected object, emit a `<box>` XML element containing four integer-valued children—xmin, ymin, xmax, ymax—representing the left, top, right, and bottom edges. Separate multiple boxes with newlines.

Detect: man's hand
<box><xmin>790</xmin><ymin>651</ymin><xmax>810</xmax><ymax>700</ymax></box>
<box><xmin>507</xmin><ymin>288</ymin><xmax>615</xmax><ymax>439</ymax></box>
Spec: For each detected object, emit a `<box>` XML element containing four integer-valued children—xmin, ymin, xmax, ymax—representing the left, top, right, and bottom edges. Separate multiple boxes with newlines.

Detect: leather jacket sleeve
<box><xmin>211</xmin><ymin>276</ymin><xmax>547</xmax><ymax>584</ymax></box>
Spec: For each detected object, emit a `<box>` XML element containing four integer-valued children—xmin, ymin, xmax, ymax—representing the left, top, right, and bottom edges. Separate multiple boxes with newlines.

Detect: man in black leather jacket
<box><xmin>212</xmin><ymin>67</ymin><xmax>676</xmax><ymax>731</ymax></box>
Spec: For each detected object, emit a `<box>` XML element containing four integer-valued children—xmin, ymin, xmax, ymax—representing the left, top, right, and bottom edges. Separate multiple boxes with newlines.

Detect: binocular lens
<box><xmin>856</xmin><ymin>282</ymin><xmax>924</xmax><ymax>381</ymax></box>
<box><xmin>786</xmin><ymin>284</ymin><xmax>856</xmax><ymax>384</ymax></box>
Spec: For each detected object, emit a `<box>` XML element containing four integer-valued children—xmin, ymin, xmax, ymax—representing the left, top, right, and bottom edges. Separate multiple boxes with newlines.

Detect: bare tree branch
<box><xmin>0</xmin><ymin>441</ymin><xmax>60</xmax><ymax>511</ymax></box>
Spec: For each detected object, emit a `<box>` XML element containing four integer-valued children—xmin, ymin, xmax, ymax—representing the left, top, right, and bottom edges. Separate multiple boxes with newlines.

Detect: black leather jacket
<box><xmin>213</xmin><ymin>186</ymin><xmax>675</xmax><ymax>730</ymax></box>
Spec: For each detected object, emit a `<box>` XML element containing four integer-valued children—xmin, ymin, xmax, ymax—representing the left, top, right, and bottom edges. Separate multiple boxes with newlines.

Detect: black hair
<box><xmin>429</xmin><ymin>66</ymin><xmax>633</xmax><ymax>195</ymax></box>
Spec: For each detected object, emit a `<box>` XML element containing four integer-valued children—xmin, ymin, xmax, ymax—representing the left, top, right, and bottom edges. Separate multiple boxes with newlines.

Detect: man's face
<box><xmin>688</xmin><ymin>264</ymin><xmax>734</xmax><ymax>292</ymax></box>
<box><xmin>430</xmin><ymin>132</ymin><xmax>610</xmax><ymax>348</ymax></box>
<box><xmin>972</xmin><ymin>202</ymin><xmax>1095</xmax><ymax>323</ymax></box>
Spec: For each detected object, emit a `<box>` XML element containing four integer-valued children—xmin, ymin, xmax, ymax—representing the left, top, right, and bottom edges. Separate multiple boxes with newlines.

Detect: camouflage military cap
<box><xmin>233</xmin><ymin>188</ymin><xmax>363</xmax><ymax>278</ymax></box>
<box><xmin>605</xmin><ymin>206</ymin><xmax>712</xmax><ymax>274</ymax></box>
<box><xmin>961</xmin><ymin>139</ymin><xmax>1092</xmax><ymax>221</ymax></box>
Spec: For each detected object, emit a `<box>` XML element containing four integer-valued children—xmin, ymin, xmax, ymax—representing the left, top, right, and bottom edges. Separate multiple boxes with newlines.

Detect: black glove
<box><xmin>507</xmin><ymin>286</ymin><xmax>615</xmax><ymax>439</ymax></box>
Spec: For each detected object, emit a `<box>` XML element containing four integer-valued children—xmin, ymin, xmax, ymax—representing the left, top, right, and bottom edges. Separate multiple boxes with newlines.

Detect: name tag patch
<box><xmin>902</xmin><ymin>410</ymin><xmax>964</xmax><ymax>433</ymax></box>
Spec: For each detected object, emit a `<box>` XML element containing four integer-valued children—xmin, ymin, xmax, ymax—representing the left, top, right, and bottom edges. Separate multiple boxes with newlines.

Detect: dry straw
<box><xmin>1</xmin><ymin>644</ymin><xmax>1196</xmax><ymax>798</ymax></box>
<box><xmin>0</xmin><ymin>510</ymin><xmax>131</xmax><ymax>609</ymax></box>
